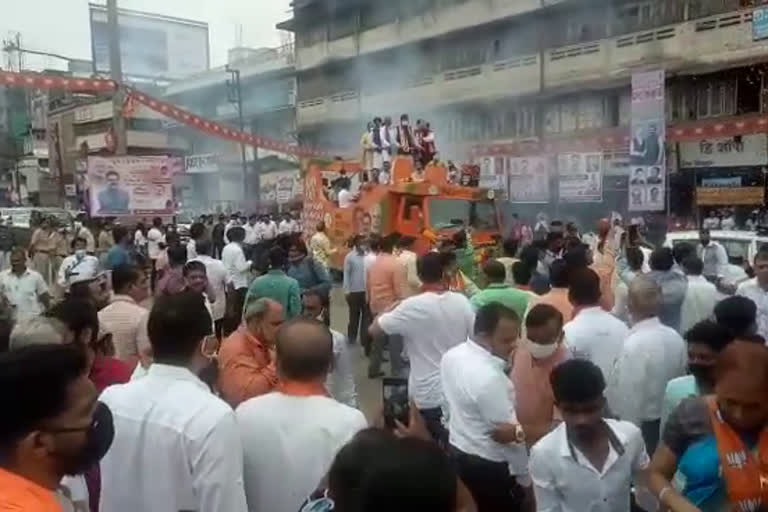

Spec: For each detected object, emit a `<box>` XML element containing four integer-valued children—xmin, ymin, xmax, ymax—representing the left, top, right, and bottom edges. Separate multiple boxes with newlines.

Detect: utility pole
<box><xmin>107</xmin><ymin>0</ymin><xmax>127</xmax><ymax>155</ymax></box>
<box><xmin>226</xmin><ymin>65</ymin><xmax>248</xmax><ymax>201</ymax></box>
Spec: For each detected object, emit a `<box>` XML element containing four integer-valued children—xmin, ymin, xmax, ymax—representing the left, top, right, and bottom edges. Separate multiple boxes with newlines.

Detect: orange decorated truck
<box><xmin>301</xmin><ymin>156</ymin><xmax>501</xmax><ymax>271</ymax></box>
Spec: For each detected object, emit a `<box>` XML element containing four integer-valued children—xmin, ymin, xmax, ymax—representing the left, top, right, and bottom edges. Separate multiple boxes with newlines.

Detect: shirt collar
<box><xmin>240</xmin><ymin>326</ymin><xmax>268</xmax><ymax>351</ymax></box>
<box><xmin>688</xmin><ymin>275</ymin><xmax>708</xmax><ymax>283</ymax></box>
<box><xmin>486</xmin><ymin>283</ymin><xmax>509</xmax><ymax>290</ymax></box>
<box><xmin>110</xmin><ymin>294</ymin><xmax>137</xmax><ymax>304</ymax></box>
<box><xmin>574</xmin><ymin>305</ymin><xmax>602</xmax><ymax>318</ymax></box>
<box><xmin>277</xmin><ymin>379</ymin><xmax>330</xmax><ymax>397</ymax></box>
<box><xmin>630</xmin><ymin>317</ymin><xmax>662</xmax><ymax>332</ymax></box>
<box><xmin>267</xmin><ymin>269</ymin><xmax>286</xmax><ymax>276</ymax></box>
<box><xmin>556</xmin><ymin>419</ymin><xmax>629</xmax><ymax>460</ymax></box>
<box><xmin>466</xmin><ymin>339</ymin><xmax>507</xmax><ymax>371</ymax></box>
<box><xmin>147</xmin><ymin>364</ymin><xmax>208</xmax><ymax>392</ymax></box>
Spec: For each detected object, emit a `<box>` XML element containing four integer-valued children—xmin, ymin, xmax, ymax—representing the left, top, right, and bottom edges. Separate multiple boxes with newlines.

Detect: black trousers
<box><xmin>450</xmin><ymin>446</ymin><xmax>524</xmax><ymax>512</ymax></box>
<box><xmin>345</xmin><ymin>291</ymin><xmax>371</xmax><ymax>348</ymax></box>
<box><xmin>223</xmin><ymin>288</ymin><xmax>246</xmax><ymax>337</ymax></box>
<box><xmin>213</xmin><ymin>242</ymin><xmax>224</xmax><ymax>260</ymax></box>
<box><xmin>150</xmin><ymin>258</ymin><xmax>158</xmax><ymax>292</ymax></box>
<box><xmin>420</xmin><ymin>407</ymin><xmax>448</xmax><ymax>448</ymax></box>
<box><xmin>641</xmin><ymin>419</ymin><xmax>661</xmax><ymax>457</ymax></box>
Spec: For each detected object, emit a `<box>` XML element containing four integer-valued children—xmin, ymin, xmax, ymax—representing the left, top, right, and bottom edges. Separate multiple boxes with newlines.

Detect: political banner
<box><xmin>478</xmin><ymin>156</ymin><xmax>503</xmax><ymax>189</ymax></box>
<box><xmin>507</xmin><ymin>156</ymin><xmax>550</xmax><ymax>203</ymax></box>
<box><xmin>557</xmin><ymin>153</ymin><xmax>603</xmax><ymax>202</ymax></box>
<box><xmin>629</xmin><ymin>69</ymin><xmax>666</xmax><ymax>212</ymax></box>
<box><xmin>88</xmin><ymin>156</ymin><xmax>176</xmax><ymax>217</ymax></box>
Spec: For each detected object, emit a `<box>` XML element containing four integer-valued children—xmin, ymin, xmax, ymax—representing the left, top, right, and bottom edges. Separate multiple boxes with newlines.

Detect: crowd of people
<box><xmin>3</xmin><ymin>204</ymin><xmax>768</xmax><ymax>512</ymax></box>
<box><xmin>359</xmin><ymin>115</ymin><xmax>438</xmax><ymax>184</ymax></box>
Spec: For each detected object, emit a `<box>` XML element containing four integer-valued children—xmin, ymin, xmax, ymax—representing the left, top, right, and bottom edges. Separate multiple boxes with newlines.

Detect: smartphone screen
<box><xmin>382</xmin><ymin>377</ymin><xmax>409</xmax><ymax>429</ymax></box>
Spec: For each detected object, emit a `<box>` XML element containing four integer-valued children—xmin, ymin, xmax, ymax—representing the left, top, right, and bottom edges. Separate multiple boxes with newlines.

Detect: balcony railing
<box><xmin>297</xmin><ymin>8</ymin><xmax>759</xmax><ymax>125</ymax></box>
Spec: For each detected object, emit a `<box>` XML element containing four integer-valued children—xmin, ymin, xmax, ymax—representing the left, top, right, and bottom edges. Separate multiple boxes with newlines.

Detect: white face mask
<box><xmin>74</xmin><ymin>221</ymin><xmax>83</xmax><ymax>230</ymax></box>
<box><xmin>528</xmin><ymin>341</ymin><xmax>558</xmax><ymax>360</ymax></box>
<box><xmin>75</xmin><ymin>249</ymin><xmax>87</xmax><ymax>259</ymax></box>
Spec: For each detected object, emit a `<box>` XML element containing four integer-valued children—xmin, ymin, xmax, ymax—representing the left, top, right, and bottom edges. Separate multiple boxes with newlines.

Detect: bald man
<box><xmin>236</xmin><ymin>318</ymin><xmax>367</xmax><ymax>512</ymax></box>
<box><xmin>610</xmin><ymin>277</ymin><xmax>686</xmax><ymax>454</ymax></box>
<box><xmin>218</xmin><ymin>297</ymin><xmax>284</xmax><ymax>407</ymax></box>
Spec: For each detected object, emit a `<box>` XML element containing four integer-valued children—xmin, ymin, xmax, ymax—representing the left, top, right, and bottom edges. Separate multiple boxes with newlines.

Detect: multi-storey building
<box><xmin>279</xmin><ymin>0</ymin><xmax>768</xmax><ymax>223</ymax></box>
<box><xmin>163</xmin><ymin>45</ymin><xmax>297</xmax><ymax>212</ymax></box>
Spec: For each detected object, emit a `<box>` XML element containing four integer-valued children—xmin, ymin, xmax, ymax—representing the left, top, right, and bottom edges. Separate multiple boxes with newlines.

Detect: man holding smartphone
<box><xmin>370</xmin><ymin>252</ymin><xmax>474</xmax><ymax>444</ymax></box>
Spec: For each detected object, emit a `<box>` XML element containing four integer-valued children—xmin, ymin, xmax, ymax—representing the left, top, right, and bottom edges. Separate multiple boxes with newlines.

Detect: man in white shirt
<box><xmin>236</xmin><ymin>317</ymin><xmax>367</xmax><ymax>512</ymax></box>
<box><xmin>192</xmin><ymin>239</ymin><xmax>229</xmax><ymax>340</ymax></box>
<box><xmin>702</xmin><ymin>210</ymin><xmax>720</xmax><ymax>230</ymax></box>
<box><xmin>338</xmin><ymin>182</ymin><xmax>353</xmax><ymax>208</ymax></box>
<box><xmin>100</xmin><ymin>292</ymin><xmax>248</xmax><ymax>512</ymax></box>
<box><xmin>529</xmin><ymin>359</ymin><xmax>650</xmax><ymax>512</ymax></box>
<box><xmin>223</xmin><ymin>214</ymin><xmax>240</xmax><ymax>244</ymax></box>
<box><xmin>243</xmin><ymin>214</ymin><xmax>260</xmax><ymax>248</ymax></box>
<box><xmin>563</xmin><ymin>267</ymin><xmax>628</xmax><ymax>384</ymax></box>
<box><xmin>147</xmin><ymin>217</ymin><xmax>165</xmax><ymax>291</ymax></box>
<box><xmin>737</xmin><ymin>246</ymin><xmax>768</xmax><ymax>340</ymax></box>
<box><xmin>73</xmin><ymin>214</ymin><xmax>96</xmax><ymax>254</ymax></box>
<box><xmin>56</xmin><ymin>237</ymin><xmax>100</xmax><ymax>289</ymax></box>
<box><xmin>302</xmin><ymin>289</ymin><xmax>357</xmax><ymax>407</ymax></box>
<box><xmin>0</xmin><ymin>248</ymin><xmax>50</xmax><ymax>323</ymax></box>
<box><xmin>698</xmin><ymin>228</ymin><xmax>728</xmax><ymax>280</ymax></box>
<box><xmin>370</xmin><ymin>252</ymin><xmax>475</xmax><ymax>443</ymax></box>
<box><xmin>610</xmin><ymin>276</ymin><xmax>686</xmax><ymax>455</ymax></box>
<box><xmin>278</xmin><ymin>212</ymin><xmax>298</xmax><ymax>236</ymax></box>
<box><xmin>441</xmin><ymin>302</ymin><xmax>530</xmax><ymax>511</ymax></box>
<box><xmin>221</xmin><ymin>226</ymin><xmax>252</xmax><ymax>336</ymax></box>
<box><xmin>680</xmin><ymin>255</ymin><xmax>719</xmax><ymax>334</ymax></box>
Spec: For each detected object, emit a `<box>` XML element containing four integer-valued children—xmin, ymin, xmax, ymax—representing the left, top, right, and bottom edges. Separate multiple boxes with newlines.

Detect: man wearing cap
<box><xmin>57</xmin><ymin>237</ymin><xmax>100</xmax><ymax>290</ymax></box>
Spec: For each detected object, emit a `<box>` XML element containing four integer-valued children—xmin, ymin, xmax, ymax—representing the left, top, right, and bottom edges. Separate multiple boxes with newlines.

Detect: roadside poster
<box><xmin>507</xmin><ymin>156</ymin><xmax>550</xmax><ymax>203</ymax></box>
<box><xmin>628</xmin><ymin>69</ymin><xmax>666</xmax><ymax>212</ymax></box>
<box><xmin>557</xmin><ymin>152</ymin><xmax>603</xmax><ymax>202</ymax></box>
<box><xmin>478</xmin><ymin>156</ymin><xmax>503</xmax><ymax>189</ymax></box>
<box><xmin>88</xmin><ymin>156</ymin><xmax>175</xmax><ymax>217</ymax></box>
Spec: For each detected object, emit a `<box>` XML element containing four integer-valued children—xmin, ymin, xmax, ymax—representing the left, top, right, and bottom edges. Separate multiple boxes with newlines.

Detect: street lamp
<box><xmin>225</xmin><ymin>64</ymin><xmax>248</xmax><ymax>201</ymax></box>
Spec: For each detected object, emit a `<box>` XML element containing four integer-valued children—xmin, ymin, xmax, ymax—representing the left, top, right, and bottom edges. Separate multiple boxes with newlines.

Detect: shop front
<box><xmin>673</xmin><ymin>134</ymin><xmax>767</xmax><ymax>227</ymax></box>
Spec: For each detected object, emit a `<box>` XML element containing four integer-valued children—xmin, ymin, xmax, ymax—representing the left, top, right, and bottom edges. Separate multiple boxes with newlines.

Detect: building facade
<box><xmin>163</xmin><ymin>45</ymin><xmax>298</xmax><ymax>213</ymax></box>
<box><xmin>279</xmin><ymin>0</ymin><xmax>768</xmax><ymax>224</ymax></box>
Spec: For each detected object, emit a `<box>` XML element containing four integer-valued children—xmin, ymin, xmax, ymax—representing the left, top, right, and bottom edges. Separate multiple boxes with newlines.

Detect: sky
<box><xmin>0</xmin><ymin>0</ymin><xmax>293</xmax><ymax>71</ymax></box>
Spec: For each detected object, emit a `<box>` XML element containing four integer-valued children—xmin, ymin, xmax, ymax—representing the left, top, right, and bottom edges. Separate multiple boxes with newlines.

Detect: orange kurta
<box><xmin>217</xmin><ymin>326</ymin><xmax>278</xmax><ymax>408</ymax></box>
<box><xmin>0</xmin><ymin>468</ymin><xmax>62</xmax><ymax>512</ymax></box>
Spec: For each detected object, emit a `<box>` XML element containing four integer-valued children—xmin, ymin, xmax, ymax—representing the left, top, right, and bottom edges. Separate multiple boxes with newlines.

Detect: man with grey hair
<box><xmin>609</xmin><ymin>276</ymin><xmax>686</xmax><ymax>454</ymax></box>
<box><xmin>8</xmin><ymin>316</ymin><xmax>69</xmax><ymax>350</ymax></box>
<box><xmin>217</xmin><ymin>297</ymin><xmax>284</xmax><ymax>407</ymax></box>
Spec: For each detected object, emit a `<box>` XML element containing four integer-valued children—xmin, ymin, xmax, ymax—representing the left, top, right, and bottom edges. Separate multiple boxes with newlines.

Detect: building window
<box><xmin>696</xmin><ymin>79</ymin><xmax>736</xmax><ymax>118</ymax></box>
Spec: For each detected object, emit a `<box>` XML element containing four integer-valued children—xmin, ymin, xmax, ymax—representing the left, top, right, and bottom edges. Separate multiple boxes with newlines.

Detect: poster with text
<box><xmin>507</xmin><ymin>156</ymin><xmax>550</xmax><ymax>203</ymax></box>
<box><xmin>629</xmin><ymin>69</ymin><xmax>665</xmax><ymax>212</ymax></box>
<box><xmin>558</xmin><ymin>153</ymin><xmax>603</xmax><ymax>202</ymax></box>
<box><xmin>88</xmin><ymin>156</ymin><xmax>175</xmax><ymax>217</ymax></box>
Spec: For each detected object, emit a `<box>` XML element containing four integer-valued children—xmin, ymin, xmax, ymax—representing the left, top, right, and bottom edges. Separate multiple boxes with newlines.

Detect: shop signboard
<box><xmin>557</xmin><ymin>153</ymin><xmax>603</xmax><ymax>202</ymax></box>
<box><xmin>185</xmin><ymin>153</ymin><xmax>220</xmax><ymax>174</ymax></box>
<box><xmin>507</xmin><ymin>156</ymin><xmax>550</xmax><ymax>203</ymax></box>
<box><xmin>679</xmin><ymin>135</ymin><xmax>767</xmax><ymax>168</ymax></box>
<box><xmin>629</xmin><ymin>69</ymin><xmax>666</xmax><ymax>212</ymax></box>
<box><xmin>696</xmin><ymin>187</ymin><xmax>765</xmax><ymax>206</ymax></box>
<box><xmin>260</xmin><ymin>169</ymin><xmax>301</xmax><ymax>204</ymax></box>
<box><xmin>88</xmin><ymin>156</ymin><xmax>175</xmax><ymax>217</ymax></box>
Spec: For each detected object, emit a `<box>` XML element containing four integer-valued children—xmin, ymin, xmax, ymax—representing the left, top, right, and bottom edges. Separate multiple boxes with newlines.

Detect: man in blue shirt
<box><xmin>343</xmin><ymin>235</ymin><xmax>370</xmax><ymax>352</ymax></box>
<box><xmin>98</xmin><ymin>170</ymin><xmax>131</xmax><ymax>214</ymax></box>
<box><xmin>105</xmin><ymin>225</ymin><xmax>134</xmax><ymax>270</ymax></box>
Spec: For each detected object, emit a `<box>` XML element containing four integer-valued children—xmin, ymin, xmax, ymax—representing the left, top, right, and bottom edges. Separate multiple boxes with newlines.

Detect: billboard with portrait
<box><xmin>88</xmin><ymin>156</ymin><xmax>177</xmax><ymax>217</ymax></box>
<box><xmin>557</xmin><ymin>153</ymin><xmax>603</xmax><ymax>202</ymax></box>
<box><xmin>628</xmin><ymin>70</ymin><xmax>666</xmax><ymax>212</ymax></box>
<box><xmin>507</xmin><ymin>156</ymin><xmax>550</xmax><ymax>203</ymax></box>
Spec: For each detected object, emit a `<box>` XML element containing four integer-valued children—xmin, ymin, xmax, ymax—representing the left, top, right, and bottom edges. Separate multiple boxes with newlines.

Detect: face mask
<box><xmin>75</xmin><ymin>249</ymin><xmax>86</xmax><ymax>259</ymax></box>
<box><xmin>74</xmin><ymin>221</ymin><xmax>82</xmax><ymax>230</ymax></box>
<box><xmin>56</xmin><ymin>401</ymin><xmax>115</xmax><ymax>476</ymax></box>
<box><xmin>528</xmin><ymin>341</ymin><xmax>559</xmax><ymax>359</ymax></box>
